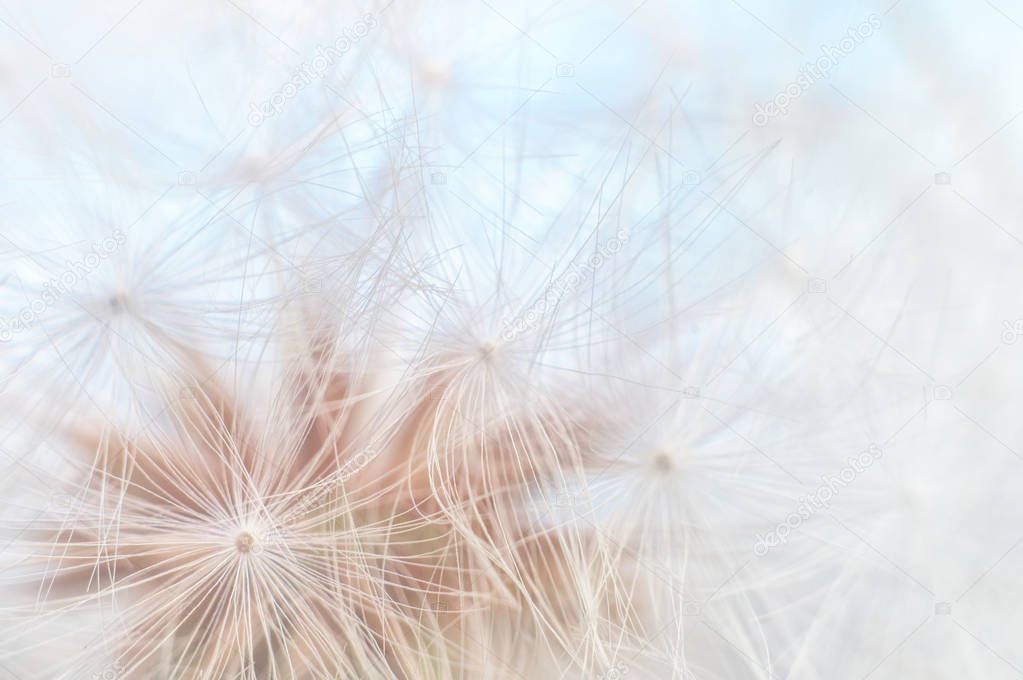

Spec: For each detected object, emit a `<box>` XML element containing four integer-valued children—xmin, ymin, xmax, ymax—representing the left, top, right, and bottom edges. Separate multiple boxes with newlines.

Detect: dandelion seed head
<box><xmin>651</xmin><ymin>449</ymin><xmax>676</xmax><ymax>474</ymax></box>
<box><xmin>476</xmin><ymin>338</ymin><xmax>499</xmax><ymax>361</ymax></box>
<box><xmin>2</xmin><ymin>2</ymin><xmax>1004</xmax><ymax>677</ymax></box>
<box><xmin>231</xmin><ymin>530</ymin><xmax>255</xmax><ymax>555</ymax></box>
<box><xmin>105</xmin><ymin>288</ymin><xmax>131</xmax><ymax>313</ymax></box>
<box><xmin>419</xmin><ymin>58</ymin><xmax>453</xmax><ymax>89</ymax></box>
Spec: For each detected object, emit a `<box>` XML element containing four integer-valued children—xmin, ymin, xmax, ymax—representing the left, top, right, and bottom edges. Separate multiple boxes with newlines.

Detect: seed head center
<box><xmin>652</xmin><ymin>451</ymin><xmax>674</xmax><ymax>473</ymax></box>
<box><xmin>235</xmin><ymin>531</ymin><xmax>257</xmax><ymax>554</ymax></box>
